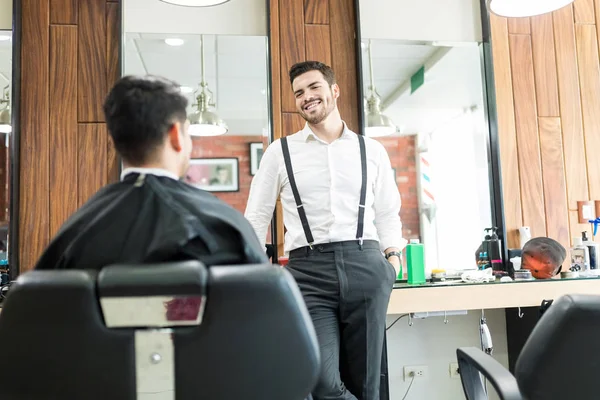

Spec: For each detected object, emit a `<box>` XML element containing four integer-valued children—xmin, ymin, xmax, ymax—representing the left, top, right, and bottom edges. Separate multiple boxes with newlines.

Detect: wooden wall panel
<box><xmin>490</xmin><ymin>15</ymin><xmax>523</xmax><ymax>249</ymax></box>
<box><xmin>50</xmin><ymin>0</ymin><xmax>77</xmax><ymax>25</ymax></box>
<box><xmin>531</xmin><ymin>14</ymin><xmax>560</xmax><ymax>117</ymax></box>
<box><xmin>304</xmin><ymin>0</ymin><xmax>328</xmax><ymax>24</ymax></box>
<box><xmin>280</xmin><ymin>0</ymin><xmax>305</xmax><ymax>113</ymax></box>
<box><xmin>18</xmin><ymin>0</ymin><xmax>120</xmax><ymax>272</ymax></box>
<box><xmin>77</xmin><ymin>0</ymin><xmax>107</xmax><ymax>122</ymax></box>
<box><xmin>575</xmin><ymin>24</ymin><xmax>600</xmax><ymax>199</ymax></box>
<box><xmin>509</xmin><ymin>34</ymin><xmax>546</xmax><ymax>237</ymax></box>
<box><xmin>49</xmin><ymin>26</ymin><xmax>78</xmax><ymax>237</ymax></box>
<box><xmin>538</xmin><ymin>117</ymin><xmax>570</xmax><ymax>256</ymax></box>
<box><xmin>492</xmin><ymin>0</ymin><xmax>600</xmax><ymax>249</ymax></box>
<box><xmin>553</xmin><ymin>5</ymin><xmax>589</xmax><ymax>245</ymax></box>
<box><xmin>19</xmin><ymin>0</ymin><xmax>50</xmax><ymax>272</ymax></box>
<box><xmin>508</xmin><ymin>18</ymin><xmax>530</xmax><ymax>34</ymax></box>
<box><xmin>329</xmin><ymin>0</ymin><xmax>359</xmax><ymax>132</ymax></box>
<box><xmin>77</xmin><ymin>124</ymin><xmax>107</xmax><ymax>207</ymax></box>
<box><xmin>269</xmin><ymin>0</ymin><xmax>359</xmax><ymax>256</ymax></box>
<box><xmin>574</xmin><ymin>0</ymin><xmax>595</xmax><ymax>23</ymax></box>
<box><xmin>305</xmin><ymin>24</ymin><xmax>331</xmax><ymax>66</ymax></box>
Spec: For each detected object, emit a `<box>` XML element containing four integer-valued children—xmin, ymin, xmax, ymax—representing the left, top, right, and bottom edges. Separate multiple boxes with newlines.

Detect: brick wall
<box><xmin>191</xmin><ymin>135</ymin><xmax>262</xmax><ymax>213</ymax></box>
<box><xmin>375</xmin><ymin>136</ymin><xmax>420</xmax><ymax>241</ymax></box>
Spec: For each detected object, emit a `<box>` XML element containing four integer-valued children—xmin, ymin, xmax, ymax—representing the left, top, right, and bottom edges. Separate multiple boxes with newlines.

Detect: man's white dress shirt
<box><xmin>245</xmin><ymin>122</ymin><xmax>406</xmax><ymax>253</ymax></box>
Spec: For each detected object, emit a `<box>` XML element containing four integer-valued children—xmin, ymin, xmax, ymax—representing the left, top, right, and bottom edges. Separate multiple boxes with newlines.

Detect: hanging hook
<box><xmin>517</xmin><ymin>307</ymin><xmax>524</xmax><ymax>318</ymax></box>
<box><xmin>444</xmin><ymin>311</ymin><xmax>449</xmax><ymax>324</ymax></box>
<box><xmin>408</xmin><ymin>313</ymin><xmax>413</xmax><ymax>327</ymax></box>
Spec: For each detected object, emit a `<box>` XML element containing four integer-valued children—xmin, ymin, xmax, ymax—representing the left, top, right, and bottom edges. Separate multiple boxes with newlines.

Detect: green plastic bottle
<box><xmin>406</xmin><ymin>239</ymin><xmax>426</xmax><ymax>285</ymax></box>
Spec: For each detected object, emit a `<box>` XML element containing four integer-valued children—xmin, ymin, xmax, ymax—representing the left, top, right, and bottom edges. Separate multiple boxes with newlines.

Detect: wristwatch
<box><xmin>385</xmin><ymin>251</ymin><xmax>402</xmax><ymax>260</ymax></box>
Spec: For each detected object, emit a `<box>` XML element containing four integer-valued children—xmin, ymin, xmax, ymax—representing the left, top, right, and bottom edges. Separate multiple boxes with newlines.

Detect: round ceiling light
<box><xmin>165</xmin><ymin>38</ymin><xmax>184</xmax><ymax>46</ymax></box>
<box><xmin>159</xmin><ymin>0</ymin><xmax>231</xmax><ymax>6</ymax></box>
<box><xmin>489</xmin><ymin>0</ymin><xmax>574</xmax><ymax>17</ymax></box>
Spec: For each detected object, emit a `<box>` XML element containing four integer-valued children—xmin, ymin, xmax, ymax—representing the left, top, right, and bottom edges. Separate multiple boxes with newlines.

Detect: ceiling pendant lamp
<box><xmin>159</xmin><ymin>0</ymin><xmax>230</xmax><ymax>7</ymax></box>
<box><xmin>364</xmin><ymin>40</ymin><xmax>396</xmax><ymax>137</ymax></box>
<box><xmin>488</xmin><ymin>0</ymin><xmax>574</xmax><ymax>17</ymax></box>
<box><xmin>188</xmin><ymin>35</ymin><xmax>228</xmax><ymax>137</ymax></box>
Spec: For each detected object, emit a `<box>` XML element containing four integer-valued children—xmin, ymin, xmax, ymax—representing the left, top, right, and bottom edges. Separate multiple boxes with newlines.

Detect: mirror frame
<box><xmin>8</xmin><ymin>0</ymin><xmax>21</xmax><ymax>279</ymax></box>
<box><xmin>353</xmin><ymin>0</ymin><xmax>509</xmax><ymax>269</ymax></box>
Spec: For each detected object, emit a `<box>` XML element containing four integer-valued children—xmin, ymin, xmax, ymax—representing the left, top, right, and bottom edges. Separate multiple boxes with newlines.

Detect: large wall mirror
<box><xmin>1</xmin><ymin>0</ymin><xmax>15</xmax><ymax>280</ymax></box>
<box><xmin>121</xmin><ymin>0</ymin><xmax>273</xmax><ymax>241</ymax></box>
<box><xmin>356</xmin><ymin>0</ymin><xmax>505</xmax><ymax>274</ymax></box>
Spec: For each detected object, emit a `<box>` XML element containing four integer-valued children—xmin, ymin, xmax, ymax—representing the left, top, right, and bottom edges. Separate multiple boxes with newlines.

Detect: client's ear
<box><xmin>167</xmin><ymin>122</ymin><xmax>183</xmax><ymax>152</ymax></box>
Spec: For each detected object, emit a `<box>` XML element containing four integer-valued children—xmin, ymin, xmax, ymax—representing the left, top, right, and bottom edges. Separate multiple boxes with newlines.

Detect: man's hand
<box><xmin>388</xmin><ymin>255</ymin><xmax>401</xmax><ymax>278</ymax></box>
<box><xmin>385</xmin><ymin>247</ymin><xmax>402</xmax><ymax>278</ymax></box>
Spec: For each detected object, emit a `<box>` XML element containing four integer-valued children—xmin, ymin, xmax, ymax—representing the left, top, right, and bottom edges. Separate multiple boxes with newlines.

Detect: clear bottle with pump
<box><xmin>570</xmin><ymin>237</ymin><xmax>590</xmax><ymax>272</ymax></box>
<box><xmin>582</xmin><ymin>231</ymin><xmax>599</xmax><ymax>270</ymax></box>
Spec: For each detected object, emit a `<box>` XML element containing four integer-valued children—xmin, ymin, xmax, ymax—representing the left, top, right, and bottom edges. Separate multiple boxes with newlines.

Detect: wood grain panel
<box><xmin>106</xmin><ymin>2</ymin><xmax>120</xmax><ymax>182</ymax></box>
<box><xmin>20</xmin><ymin>0</ymin><xmax>50</xmax><ymax>272</ymax></box>
<box><xmin>508</xmin><ymin>18</ymin><xmax>530</xmax><ymax>34</ymax></box>
<box><xmin>574</xmin><ymin>0</ymin><xmax>595</xmax><ymax>24</ymax></box>
<box><xmin>538</xmin><ymin>117</ymin><xmax>570</xmax><ymax>257</ymax></box>
<box><xmin>50</xmin><ymin>0</ymin><xmax>77</xmax><ymax>25</ymax></box>
<box><xmin>329</xmin><ymin>0</ymin><xmax>359</xmax><ymax>132</ymax></box>
<box><xmin>531</xmin><ymin>14</ymin><xmax>560</xmax><ymax>117</ymax></box>
<box><xmin>490</xmin><ymin>14</ymin><xmax>522</xmax><ymax>248</ymax></box>
<box><xmin>553</xmin><ymin>5</ymin><xmax>589</xmax><ymax>243</ymax></box>
<box><xmin>78</xmin><ymin>0</ymin><xmax>107</xmax><ymax>122</ymax></box>
<box><xmin>282</xmin><ymin>112</ymin><xmax>305</xmax><ymax>135</ymax></box>
<box><xmin>280</xmin><ymin>0</ymin><xmax>305</xmax><ymax>113</ymax></box>
<box><xmin>78</xmin><ymin>124</ymin><xmax>107</xmax><ymax>207</ymax></box>
<box><xmin>305</xmin><ymin>24</ymin><xmax>331</xmax><ymax>66</ymax></box>
<box><xmin>270</xmin><ymin>0</ymin><xmax>283</xmax><ymax>141</ymax></box>
<box><xmin>49</xmin><ymin>26</ymin><xmax>78</xmax><ymax>237</ymax></box>
<box><xmin>509</xmin><ymin>34</ymin><xmax>546</xmax><ymax>237</ymax></box>
<box><xmin>575</xmin><ymin>24</ymin><xmax>600</xmax><ymax>200</ymax></box>
<box><xmin>304</xmin><ymin>0</ymin><xmax>328</xmax><ymax>24</ymax></box>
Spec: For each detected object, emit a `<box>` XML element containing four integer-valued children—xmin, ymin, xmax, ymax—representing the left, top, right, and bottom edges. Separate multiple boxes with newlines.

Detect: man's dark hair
<box><xmin>522</xmin><ymin>237</ymin><xmax>567</xmax><ymax>269</ymax></box>
<box><xmin>103</xmin><ymin>75</ymin><xmax>188</xmax><ymax>165</ymax></box>
<box><xmin>289</xmin><ymin>61</ymin><xmax>336</xmax><ymax>87</ymax></box>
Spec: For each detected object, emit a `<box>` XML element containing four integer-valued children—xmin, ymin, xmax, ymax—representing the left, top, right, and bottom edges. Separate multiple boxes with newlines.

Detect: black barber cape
<box><xmin>35</xmin><ymin>173</ymin><xmax>268</xmax><ymax>270</ymax></box>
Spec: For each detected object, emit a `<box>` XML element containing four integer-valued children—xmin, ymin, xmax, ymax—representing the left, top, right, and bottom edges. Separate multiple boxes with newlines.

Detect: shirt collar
<box><xmin>120</xmin><ymin>167</ymin><xmax>180</xmax><ymax>181</ymax></box>
<box><xmin>301</xmin><ymin>121</ymin><xmax>356</xmax><ymax>143</ymax></box>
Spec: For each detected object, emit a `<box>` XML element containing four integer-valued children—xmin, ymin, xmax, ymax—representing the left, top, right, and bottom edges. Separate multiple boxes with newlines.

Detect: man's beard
<box><xmin>300</xmin><ymin>98</ymin><xmax>335</xmax><ymax>125</ymax></box>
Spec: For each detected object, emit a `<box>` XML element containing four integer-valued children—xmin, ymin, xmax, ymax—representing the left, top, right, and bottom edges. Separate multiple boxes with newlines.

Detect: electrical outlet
<box><xmin>449</xmin><ymin>362</ymin><xmax>460</xmax><ymax>379</ymax></box>
<box><xmin>403</xmin><ymin>365</ymin><xmax>428</xmax><ymax>381</ymax></box>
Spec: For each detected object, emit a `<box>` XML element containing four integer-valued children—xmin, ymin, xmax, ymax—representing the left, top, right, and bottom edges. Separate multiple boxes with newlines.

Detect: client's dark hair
<box><xmin>522</xmin><ymin>237</ymin><xmax>567</xmax><ymax>270</ymax></box>
<box><xmin>103</xmin><ymin>75</ymin><xmax>188</xmax><ymax>165</ymax></box>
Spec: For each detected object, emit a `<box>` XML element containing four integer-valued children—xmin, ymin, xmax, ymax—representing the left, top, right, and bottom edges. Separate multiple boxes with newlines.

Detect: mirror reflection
<box><xmin>0</xmin><ymin>25</ymin><xmax>11</xmax><ymax>271</ymax></box>
<box><xmin>358</xmin><ymin>0</ymin><xmax>494</xmax><ymax>275</ymax></box>
<box><xmin>122</xmin><ymin>0</ymin><xmax>271</xmax><ymax>217</ymax></box>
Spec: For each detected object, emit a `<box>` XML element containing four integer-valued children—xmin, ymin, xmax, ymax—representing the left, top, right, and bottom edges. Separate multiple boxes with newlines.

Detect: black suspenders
<box><xmin>280</xmin><ymin>134</ymin><xmax>368</xmax><ymax>249</ymax></box>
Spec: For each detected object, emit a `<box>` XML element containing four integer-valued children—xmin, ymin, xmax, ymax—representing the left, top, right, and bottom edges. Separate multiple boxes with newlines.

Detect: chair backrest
<box><xmin>515</xmin><ymin>293</ymin><xmax>600</xmax><ymax>400</ymax></box>
<box><xmin>0</xmin><ymin>261</ymin><xmax>320</xmax><ymax>400</ymax></box>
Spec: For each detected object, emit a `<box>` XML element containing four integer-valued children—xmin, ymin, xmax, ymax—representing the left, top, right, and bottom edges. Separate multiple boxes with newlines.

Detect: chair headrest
<box><xmin>98</xmin><ymin>260</ymin><xmax>208</xmax><ymax>328</ymax></box>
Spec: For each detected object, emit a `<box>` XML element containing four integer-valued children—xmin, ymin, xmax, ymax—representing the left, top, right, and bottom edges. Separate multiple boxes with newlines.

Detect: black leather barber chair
<box><xmin>457</xmin><ymin>294</ymin><xmax>600</xmax><ymax>400</ymax></box>
<box><xmin>0</xmin><ymin>261</ymin><xmax>320</xmax><ymax>400</ymax></box>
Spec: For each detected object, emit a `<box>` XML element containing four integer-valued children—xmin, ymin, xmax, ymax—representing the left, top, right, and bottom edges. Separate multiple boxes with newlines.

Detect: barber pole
<box><xmin>419</xmin><ymin>152</ymin><xmax>435</xmax><ymax>205</ymax></box>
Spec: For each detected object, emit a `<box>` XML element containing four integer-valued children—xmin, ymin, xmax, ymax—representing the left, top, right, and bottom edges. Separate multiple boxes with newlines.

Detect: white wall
<box><xmin>0</xmin><ymin>0</ymin><xmax>12</xmax><ymax>31</ymax></box>
<box><xmin>386</xmin><ymin>309</ymin><xmax>508</xmax><ymax>400</ymax></box>
<box><xmin>124</xmin><ymin>0</ymin><xmax>267</xmax><ymax>36</ymax></box>
<box><xmin>359</xmin><ymin>0</ymin><xmax>482</xmax><ymax>43</ymax></box>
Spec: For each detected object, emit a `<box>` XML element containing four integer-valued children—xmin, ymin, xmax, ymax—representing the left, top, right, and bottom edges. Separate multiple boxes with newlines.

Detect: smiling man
<box><xmin>245</xmin><ymin>61</ymin><xmax>406</xmax><ymax>400</ymax></box>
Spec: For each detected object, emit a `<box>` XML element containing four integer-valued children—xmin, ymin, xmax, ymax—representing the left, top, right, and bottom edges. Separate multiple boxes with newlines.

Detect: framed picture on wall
<box><xmin>185</xmin><ymin>158</ymin><xmax>239</xmax><ymax>192</ymax></box>
<box><xmin>249</xmin><ymin>142</ymin><xmax>264</xmax><ymax>176</ymax></box>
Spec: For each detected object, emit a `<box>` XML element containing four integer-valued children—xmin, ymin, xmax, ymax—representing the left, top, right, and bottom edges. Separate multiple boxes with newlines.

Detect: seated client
<box><xmin>34</xmin><ymin>75</ymin><xmax>268</xmax><ymax>270</ymax></box>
